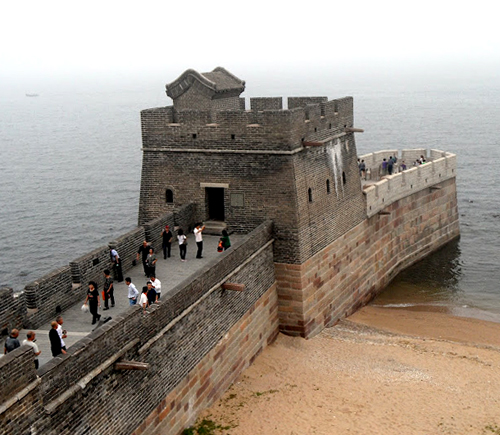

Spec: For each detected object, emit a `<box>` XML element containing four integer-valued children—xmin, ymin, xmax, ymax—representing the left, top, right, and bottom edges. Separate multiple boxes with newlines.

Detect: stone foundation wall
<box><xmin>276</xmin><ymin>176</ymin><xmax>460</xmax><ymax>337</ymax></box>
<box><xmin>134</xmin><ymin>283</ymin><xmax>279</xmax><ymax>435</ymax></box>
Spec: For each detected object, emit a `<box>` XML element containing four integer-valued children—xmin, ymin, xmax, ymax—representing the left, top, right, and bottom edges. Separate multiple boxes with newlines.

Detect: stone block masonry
<box><xmin>134</xmin><ymin>283</ymin><xmax>278</xmax><ymax>435</ymax></box>
<box><xmin>276</xmin><ymin>176</ymin><xmax>459</xmax><ymax>337</ymax></box>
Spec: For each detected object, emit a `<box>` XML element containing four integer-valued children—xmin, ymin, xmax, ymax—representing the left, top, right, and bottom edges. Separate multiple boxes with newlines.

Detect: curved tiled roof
<box><xmin>166</xmin><ymin>67</ymin><xmax>245</xmax><ymax>100</ymax></box>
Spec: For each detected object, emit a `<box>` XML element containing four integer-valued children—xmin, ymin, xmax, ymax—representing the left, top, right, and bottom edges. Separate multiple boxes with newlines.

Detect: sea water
<box><xmin>0</xmin><ymin>69</ymin><xmax>499</xmax><ymax>321</ymax></box>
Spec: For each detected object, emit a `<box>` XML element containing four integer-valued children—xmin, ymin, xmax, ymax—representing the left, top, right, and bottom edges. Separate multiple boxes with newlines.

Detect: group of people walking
<box><xmin>358</xmin><ymin>155</ymin><xmax>423</xmax><ymax>180</ymax></box>
<box><xmin>80</xmin><ymin>224</ymin><xmax>231</xmax><ymax>324</ymax></box>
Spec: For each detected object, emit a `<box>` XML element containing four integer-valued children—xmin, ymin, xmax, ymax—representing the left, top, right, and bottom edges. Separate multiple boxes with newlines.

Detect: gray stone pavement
<box><xmin>3</xmin><ymin>233</ymin><xmax>243</xmax><ymax>368</ymax></box>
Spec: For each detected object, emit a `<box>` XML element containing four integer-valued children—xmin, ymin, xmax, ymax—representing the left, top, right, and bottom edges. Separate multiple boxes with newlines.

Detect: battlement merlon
<box><xmin>140</xmin><ymin>96</ymin><xmax>357</xmax><ymax>153</ymax></box>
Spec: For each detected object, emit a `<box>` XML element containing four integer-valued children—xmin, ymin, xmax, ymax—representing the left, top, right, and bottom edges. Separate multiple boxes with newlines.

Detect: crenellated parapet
<box><xmin>141</xmin><ymin>96</ymin><xmax>354</xmax><ymax>152</ymax></box>
<box><xmin>361</xmin><ymin>149</ymin><xmax>457</xmax><ymax>217</ymax></box>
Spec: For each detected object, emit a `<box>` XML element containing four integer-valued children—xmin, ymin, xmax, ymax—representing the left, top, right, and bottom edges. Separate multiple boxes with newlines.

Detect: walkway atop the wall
<box><xmin>12</xmin><ymin>233</ymin><xmax>244</xmax><ymax>368</ymax></box>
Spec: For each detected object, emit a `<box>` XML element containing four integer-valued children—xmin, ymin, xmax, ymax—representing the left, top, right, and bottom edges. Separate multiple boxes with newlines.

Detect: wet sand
<box><xmin>199</xmin><ymin>306</ymin><xmax>500</xmax><ymax>434</ymax></box>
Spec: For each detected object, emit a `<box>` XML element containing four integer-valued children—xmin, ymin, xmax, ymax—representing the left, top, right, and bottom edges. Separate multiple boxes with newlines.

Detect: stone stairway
<box><xmin>203</xmin><ymin>220</ymin><xmax>227</xmax><ymax>235</ymax></box>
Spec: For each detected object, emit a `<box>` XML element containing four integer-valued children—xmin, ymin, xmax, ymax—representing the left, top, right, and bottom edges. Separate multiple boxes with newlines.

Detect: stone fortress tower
<box><xmin>139</xmin><ymin>67</ymin><xmax>459</xmax><ymax>337</ymax></box>
<box><xmin>139</xmin><ymin>67</ymin><xmax>365</xmax><ymax>260</ymax></box>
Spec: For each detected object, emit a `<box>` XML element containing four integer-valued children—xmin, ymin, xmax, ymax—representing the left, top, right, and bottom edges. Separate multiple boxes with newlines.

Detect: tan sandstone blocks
<box><xmin>276</xmin><ymin>177</ymin><xmax>459</xmax><ymax>338</ymax></box>
<box><xmin>135</xmin><ymin>284</ymin><xmax>279</xmax><ymax>435</ymax></box>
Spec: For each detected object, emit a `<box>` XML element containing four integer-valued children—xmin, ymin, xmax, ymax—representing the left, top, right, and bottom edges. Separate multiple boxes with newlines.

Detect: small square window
<box><xmin>192</xmin><ymin>133</ymin><xmax>197</xmax><ymax>139</ymax></box>
<box><xmin>231</xmin><ymin>134</ymin><xmax>236</xmax><ymax>140</ymax></box>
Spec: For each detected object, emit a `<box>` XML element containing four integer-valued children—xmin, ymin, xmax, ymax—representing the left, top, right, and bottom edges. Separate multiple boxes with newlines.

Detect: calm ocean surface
<box><xmin>1</xmin><ymin>70</ymin><xmax>499</xmax><ymax>321</ymax></box>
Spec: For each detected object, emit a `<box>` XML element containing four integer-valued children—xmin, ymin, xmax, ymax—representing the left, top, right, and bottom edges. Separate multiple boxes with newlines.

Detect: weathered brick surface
<box><xmin>250</xmin><ymin>97</ymin><xmax>283</xmax><ymax>111</ymax></box>
<box><xmin>288</xmin><ymin>97</ymin><xmax>328</xmax><ymax>109</ymax></box>
<box><xmin>23</xmin><ymin>266</ymin><xmax>76</xmax><ymax>329</ymax></box>
<box><xmin>0</xmin><ymin>288</ymin><xmax>26</xmax><ymax>333</ymax></box>
<box><xmin>275</xmin><ymin>176</ymin><xmax>460</xmax><ymax>337</ymax></box>
<box><xmin>0</xmin><ymin>346</ymin><xmax>42</xmax><ymax>435</ymax></box>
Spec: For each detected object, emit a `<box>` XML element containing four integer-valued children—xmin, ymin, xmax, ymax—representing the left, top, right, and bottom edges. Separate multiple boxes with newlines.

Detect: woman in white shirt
<box><xmin>177</xmin><ymin>228</ymin><xmax>187</xmax><ymax>262</ymax></box>
<box><xmin>139</xmin><ymin>287</ymin><xmax>149</xmax><ymax>313</ymax></box>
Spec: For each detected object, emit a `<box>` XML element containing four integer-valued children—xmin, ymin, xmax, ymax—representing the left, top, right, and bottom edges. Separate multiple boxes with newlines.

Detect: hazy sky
<box><xmin>1</xmin><ymin>0</ymin><xmax>499</xmax><ymax>80</ymax></box>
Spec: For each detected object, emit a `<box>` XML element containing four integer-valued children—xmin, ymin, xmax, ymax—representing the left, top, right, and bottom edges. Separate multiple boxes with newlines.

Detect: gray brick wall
<box><xmin>24</xmin><ymin>266</ymin><xmax>77</xmax><ymax>329</ymax></box>
<box><xmin>250</xmin><ymin>97</ymin><xmax>283</xmax><ymax>111</ymax></box>
<box><xmin>288</xmin><ymin>96</ymin><xmax>328</xmax><ymax>109</ymax></box>
<box><xmin>0</xmin><ymin>287</ymin><xmax>26</xmax><ymax>334</ymax></box>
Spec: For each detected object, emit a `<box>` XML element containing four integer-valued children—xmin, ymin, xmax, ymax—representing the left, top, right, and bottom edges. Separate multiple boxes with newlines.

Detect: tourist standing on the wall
<box><xmin>56</xmin><ymin>315</ymin><xmax>67</xmax><ymax>352</ymax></box>
<box><xmin>381</xmin><ymin>158</ymin><xmax>388</xmax><ymax>176</ymax></box>
<box><xmin>137</xmin><ymin>241</ymin><xmax>151</xmax><ymax>276</ymax></box>
<box><xmin>110</xmin><ymin>247</ymin><xmax>124</xmax><ymax>282</ymax></box>
<box><xmin>22</xmin><ymin>331</ymin><xmax>41</xmax><ymax>369</ymax></box>
<box><xmin>150</xmin><ymin>274</ymin><xmax>162</xmax><ymax>301</ymax></box>
<box><xmin>140</xmin><ymin>287</ymin><xmax>149</xmax><ymax>313</ymax></box>
<box><xmin>4</xmin><ymin>329</ymin><xmax>20</xmax><ymax>354</ymax></box>
<box><xmin>177</xmin><ymin>228</ymin><xmax>187</xmax><ymax>261</ymax></box>
<box><xmin>126</xmin><ymin>277</ymin><xmax>139</xmax><ymax>305</ymax></box>
<box><xmin>146</xmin><ymin>281</ymin><xmax>157</xmax><ymax>306</ymax></box>
<box><xmin>84</xmin><ymin>281</ymin><xmax>101</xmax><ymax>325</ymax></box>
<box><xmin>161</xmin><ymin>225</ymin><xmax>173</xmax><ymax>259</ymax></box>
<box><xmin>103</xmin><ymin>269</ymin><xmax>114</xmax><ymax>310</ymax></box>
<box><xmin>146</xmin><ymin>248</ymin><xmax>157</xmax><ymax>277</ymax></box>
<box><xmin>388</xmin><ymin>156</ymin><xmax>394</xmax><ymax>175</ymax></box>
<box><xmin>359</xmin><ymin>159</ymin><xmax>366</xmax><ymax>179</ymax></box>
<box><xmin>49</xmin><ymin>321</ymin><xmax>66</xmax><ymax>357</ymax></box>
<box><xmin>194</xmin><ymin>223</ymin><xmax>205</xmax><ymax>259</ymax></box>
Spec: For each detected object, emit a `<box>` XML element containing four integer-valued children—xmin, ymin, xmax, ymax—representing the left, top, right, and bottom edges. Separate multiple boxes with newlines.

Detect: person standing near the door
<box><xmin>194</xmin><ymin>223</ymin><xmax>205</xmax><ymax>259</ymax></box>
<box><xmin>161</xmin><ymin>225</ymin><xmax>173</xmax><ymax>259</ymax></box>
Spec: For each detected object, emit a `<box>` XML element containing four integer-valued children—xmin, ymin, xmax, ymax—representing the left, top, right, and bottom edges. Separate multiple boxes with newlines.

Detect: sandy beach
<box><xmin>198</xmin><ymin>306</ymin><xmax>500</xmax><ymax>434</ymax></box>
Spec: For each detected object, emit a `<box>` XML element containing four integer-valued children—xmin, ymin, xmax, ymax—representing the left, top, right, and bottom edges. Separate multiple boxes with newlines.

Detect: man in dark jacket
<box><xmin>49</xmin><ymin>321</ymin><xmax>66</xmax><ymax>357</ymax></box>
<box><xmin>4</xmin><ymin>329</ymin><xmax>20</xmax><ymax>354</ymax></box>
<box><xmin>136</xmin><ymin>241</ymin><xmax>151</xmax><ymax>276</ymax></box>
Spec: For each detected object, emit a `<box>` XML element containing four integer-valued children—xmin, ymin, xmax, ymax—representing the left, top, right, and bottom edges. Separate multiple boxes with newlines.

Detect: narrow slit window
<box><xmin>308</xmin><ymin>188</ymin><xmax>313</xmax><ymax>202</ymax></box>
<box><xmin>326</xmin><ymin>179</ymin><xmax>331</xmax><ymax>194</ymax></box>
<box><xmin>342</xmin><ymin>172</ymin><xmax>346</xmax><ymax>185</ymax></box>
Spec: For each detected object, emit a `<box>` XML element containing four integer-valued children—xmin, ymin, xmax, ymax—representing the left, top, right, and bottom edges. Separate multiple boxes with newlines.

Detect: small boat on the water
<box><xmin>25</xmin><ymin>93</ymin><xmax>39</xmax><ymax>97</ymax></box>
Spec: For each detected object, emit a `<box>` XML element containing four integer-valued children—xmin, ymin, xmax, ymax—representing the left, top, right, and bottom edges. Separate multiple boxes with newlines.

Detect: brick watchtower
<box><xmin>139</xmin><ymin>67</ymin><xmax>366</xmax><ymax>336</ymax></box>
